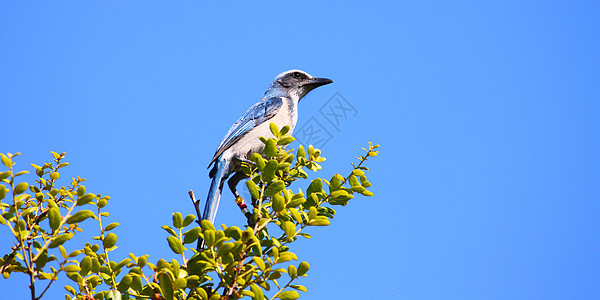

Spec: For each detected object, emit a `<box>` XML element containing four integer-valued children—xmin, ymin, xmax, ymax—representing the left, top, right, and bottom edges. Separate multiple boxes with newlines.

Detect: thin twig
<box><xmin>189</xmin><ymin>190</ymin><xmax>201</xmax><ymax>225</ymax></box>
<box><xmin>0</xmin><ymin>247</ymin><xmax>17</xmax><ymax>273</ymax></box>
<box><xmin>189</xmin><ymin>190</ymin><xmax>204</xmax><ymax>251</ymax></box>
<box><xmin>35</xmin><ymin>278</ymin><xmax>56</xmax><ymax>300</ymax></box>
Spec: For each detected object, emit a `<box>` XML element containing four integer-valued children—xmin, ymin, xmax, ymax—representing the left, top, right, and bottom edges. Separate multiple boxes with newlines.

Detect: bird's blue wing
<box><xmin>208</xmin><ymin>97</ymin><xmax>284</xmax><ymax>168</ymax></box>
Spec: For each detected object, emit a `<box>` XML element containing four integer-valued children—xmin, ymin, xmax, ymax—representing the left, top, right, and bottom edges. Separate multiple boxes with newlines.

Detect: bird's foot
<box><xmin>245</xmin><ymin>212</ymin><xmax>256</xmax><ymax>227</ymax></box>
<box><xmin>236</xmin><ymin>196</ymin><xmax>255</xmax><ymax>227</ymax></box>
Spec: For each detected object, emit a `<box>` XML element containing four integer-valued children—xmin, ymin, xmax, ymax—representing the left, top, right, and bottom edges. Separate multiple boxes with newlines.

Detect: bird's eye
<box><xmin>293</xmin><ymin>72</ymin><xmax>302</xmax><ymax>78</ymax></box>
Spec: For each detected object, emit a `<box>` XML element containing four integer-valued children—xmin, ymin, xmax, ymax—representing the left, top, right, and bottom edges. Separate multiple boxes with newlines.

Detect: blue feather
<box><xmin>203</xmin><ymin>157</ymin><xmax>230</xmax><ymax>223</ymax></box>
<box><xmin>208</xmin><ymin>97</ymin><xmax>283</xmax><ymax>168</ymax></box>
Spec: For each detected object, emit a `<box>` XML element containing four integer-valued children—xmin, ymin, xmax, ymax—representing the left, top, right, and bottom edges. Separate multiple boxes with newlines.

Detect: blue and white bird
<box><xmin>201</xmin><ymin>69</ymin><xmax>332</xmax><ymax>233</ymax></box>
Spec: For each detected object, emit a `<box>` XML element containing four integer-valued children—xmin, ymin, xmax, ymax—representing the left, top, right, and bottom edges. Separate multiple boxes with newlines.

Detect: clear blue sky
<box><xmin>2</xmin><ymin>1</ymin><xmax>599</xmax><ymax>299</ymax></box>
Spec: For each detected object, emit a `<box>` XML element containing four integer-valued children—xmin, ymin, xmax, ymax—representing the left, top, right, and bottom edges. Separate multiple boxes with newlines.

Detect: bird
<box><xmin>198</xmin><ymin>70</ymin><xmax>332</xmax><ymax>248</ymax></box>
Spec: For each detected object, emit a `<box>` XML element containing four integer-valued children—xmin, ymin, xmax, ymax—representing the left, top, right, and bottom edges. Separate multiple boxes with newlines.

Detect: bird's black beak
<box><xmin>304</xmin><ymin>77</ymin><xmax>334</xmax><ymax>89</ymax></box>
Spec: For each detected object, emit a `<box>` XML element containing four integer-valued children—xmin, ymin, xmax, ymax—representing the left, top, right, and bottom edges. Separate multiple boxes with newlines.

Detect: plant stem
<box><xmin>268</xmin><ymin>278</ymin><xmax>295</xmax><ymax>300</ymax></box>
<box><xmin>35</xmin><ymin>276</ymin><xmax>55</xmax><ymax>300</ymax></box>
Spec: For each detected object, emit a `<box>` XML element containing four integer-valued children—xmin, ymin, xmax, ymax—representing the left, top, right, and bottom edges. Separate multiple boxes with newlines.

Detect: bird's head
<box><xmin>270</xmin><ymin>70</ymin><xmax>333</xmax><ymax>100</ymax></box>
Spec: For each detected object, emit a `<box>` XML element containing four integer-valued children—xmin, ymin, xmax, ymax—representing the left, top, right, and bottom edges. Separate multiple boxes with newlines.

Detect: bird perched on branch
<box><xmin>197</xmin><ymin>70</ymin><xmax>332</xmax><ymax>248</ymax></box>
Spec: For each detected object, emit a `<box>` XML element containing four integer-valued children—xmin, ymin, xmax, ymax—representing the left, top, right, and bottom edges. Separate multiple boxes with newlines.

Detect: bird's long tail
<box><xmin>198</xmin><ymin>157</ymin><xmax>229</xmax><ymax>250</ymax></box>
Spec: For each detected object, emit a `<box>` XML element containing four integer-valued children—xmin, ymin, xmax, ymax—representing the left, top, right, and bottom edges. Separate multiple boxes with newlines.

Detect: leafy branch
<box><xmin>1</xmin><ymin>126</ymin><xmax>379</xmax><ymax>300</ymax></box>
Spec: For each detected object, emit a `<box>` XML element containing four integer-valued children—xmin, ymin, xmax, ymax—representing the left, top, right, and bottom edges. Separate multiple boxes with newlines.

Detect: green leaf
<box><xmin>97</xmin><ymin>198</ymin><xmax>108</xmax><ymax>208</ymax></box>
<box><xmin>182</xmin><ymin>214</ymin><xmax>195</xmax><ymax>227</ymax></box>
<box><xmin>276</xmin><ymin>252</ymin><xmax>297</xmax><ymax>264</ymax></box>
<box><xmin>0</xmin><ymin>171</ymin><xmax>11</xmax><ymax>181</ymax></box>
<box><xmin>48</xmin><ymin>207</ymin><xmax>61</xmax><ymax>231</ymax></box>
<box><xmin>271</xmin><ymin>246</ymin><xmax>280</xmax><ymax>261</ymax></box>
<box><xmin>103</xmin><ymin>233</ymin><xmax>117</xmax><ymax>248</ymax></box>
<box><xmin>137</xmin><ymin>256</ymin><xmax>147</xmax><ymax>268</ymax></box>
<box><xmin>250</xmin><ymin>283</ymin><xmax>265</xmax><ymax>300</ymax></box>
<box><xmin>167</xmin><ymin>236</ymin><xmax>184</xmax><ymax>254</ymax></box>
<box><xmin>281</xmin><ymin>221</ymin><xmax>296</xmax><ymax>239</ymax></box>
<box><xmin>162</xmin><ymin>225</ymin><xmax>178</xmax><ymax>236</ymax></box>
<box><xmin>158</xmin><ymin>273</ymin><xmax>174</xmax><ymax>300</ymax></box>
<box><xmin>80</xmin><ymin>256</ymin><xmax>92</xmax><ymax>276</ymax></box>
<box><xmin>265</xmin><ymin>180</ymin><xmax>285</xmax><ymax>197</ymax></box>
<box><xmin>117</xmin><ymin>274</ymin><xmax>133</xmax><ymax>292</ymax></box>
<box><xmin>196</xmin><ymin>287</ymin><xmax>208</xmax><ymax>300</ymax></box>
<box><xmin>77</xmin><ymin>185</ymin><xmax>86</xmax><ymax>196</ymax></box>
<box><xmin>183</xmin><ymin>227</ymin><xmax>202</xmax><ymax>244</ymax></box>
<box><xmin>66</xmin><ymin>210</ymin><xmax>95</xmax><ymax>224</ymax></box>
<box><xmin>0</xmin><ymin>154</ymin><xmax>12</xmax><ymax>168</ymax></box>
<box><xmin>329</xmin><ymin>174</ymin><xmax>343</xmax><ymax>192</ymax></box>
<box><xmin>362</xmin><ymin>190</ymin><xmax>374</xmax><ymax>196</ymax></box>
<box><xmin>174</xmin><ymin>277</ymin><xmax>187</xmax><ymax>290</ymax></box>
<box><xmin>306</xmin><ymin>178</ymin><xmax>323</xmax><ymax>195</ymax></box>
<box><xmin>14</xmin><ymin>170</ymin><xmax>29</xmax><ymax>177</ymax></box>
<box><xmin>200</xmin><ymin>219</ymin><xmax>215</xmax><ymax>231</ymax></box>
<box><xmin>297</xmin><ymin>261</ymin><xmax>310</xmax><ymax>276</ymax></box>
<box><xmin>91</xmin><ymin>258</ymin><xmax>101</xmax><ymax>273</ymax></box>
<box><xmin>297</xmin><ymin>145</ymin><xmax>306</xmax><ymax>160</ymax></box>
<box><xmin>277</xmin><ymin>136</ymin><xmax>295</xmax><ymax>145</ymax></box>
<box><xmin>115</xmin><ymin>258</ymin><xmax>131</xmax><ymax>272</ymax></box>
<box><xmin>277</xmin><ymin>290</ymin><xmax>300</xmax><ymax>300</ymax></box>
<box><xmin>242</xmin><ymin>227</ymin><xmax>254</xmax><ymax>242</ymax></box>
<box><xmin>65</xmin><ymin>285</ymin><xmax>76</xmax><ymax>295</ymax></box>
<box><xmin>308</xmin><ymin>207</ymin><xmax>318</xmax><ymax>221</ymax></box>
<box><xmin>204</xmin><ymin>229</ymin><xmax>215</xmax><ymax>247</ymax></box>
<box><xmin>48</xmin><ymin>233</ymin><xmax>72</xmax><ymax>248</ymax></box>
<box><xmin>264</xmin><ymin>138</ymin><xmax>278</xmax><ymax>157</ymax></box>
<box><xmin>76</xmin><ymin>193</ymin><xmax>96</xmax><ymax>206</ymax></box>
<box><xmin>66</xmin><ymin>271</ymin><xmax>82</xmax><ymax>283</ymax></box>
<box><xmin>171</xmin><ymin>258</ymin><xmax>180</xmax><ymax>278</ymax></box>
<box><xmin>352</xmin><ymin>169</ymin><xmax>365</xmax><ymax>176</ymax></box>
<box><xmin>246</xmin><ymin>180</ymin><xmax>260</xmax><ymax>200</ymax></box>
<box><xmin>173</xmin><ymin>212</ymin><xmax>183</xmax><ymax>229</ymax></box>
<box><xmin>0</xmin><ymin>184</ymin><xmax>7</xmax><ymax>200</ymax></box>
<box><xmin>250</xmin><ymin>153</ymin><xmax>266</xmax><ymax>171</ymax></box>
<box><xmin>288</xmin><ymin>265</ymin><xmax>297</xmax><ymax>278</ymax></box>
<box><xmin>50</xmin><ymin>151</ymin><xmax>60</xmax><ymax>159</ymax></box>
<box><xmin>58</xmin><ymin>245</ymin><xmax>67</xmax><ymax>259</ymax></box>
<box><xmin>308</xmin><ymin>217</ymin><xmax>330</xmax><ymax>226</ymax></box>
<box><xmin>286</xmin><ymin>195</ymin><xmax>305</xmax><ymax>208</ymax></box>
<box><xmin>307</xmin><ymin>145</ymin><xmax>315</xmax><ymax>157</ymax></box>
<box><xmin>290</xmin><ymin>285</ymin><xmax>307</xmax><ymax>292</ymax></box>
<box><xmin>217</xmin><ymin>242</ymin><xmax>236</xmax><ymax>257</ymax></box>
<box><xmin>104</xmin><ymin>222</ymin><xmax>119</xmax><ymax>232</ymax></box>
<box><xmin>131</xmin><ymin>276</ymin><xmax>143</xmax><ymax>292</ymax></box>
<box><xmin>262</xmin><ymin>159</ymin><xmax>278</xmax><ymax>182</ymax></box>
<box><xmin>253</xmin><ymin>257</ymin><xmax>266</xmax><ymax>271</ymax></box>
<box><xmin>14</xmin><ymin>182</ymin><xmax>29</xmax><ymax>195</ymax></box>
<box><xmin>50</xmin><ymin>172</ymin><xmax>60</xmax><ymax>180</ymax></box>
<box><xmin>272</xmin><ymin>194</ymin><xmax>285</xmax><ymax>212</ymax></box>
<box><xmin>224</xmin><ymin>226</ymin><xmax>242</xmax><ymax>240</ymax></box>
<box><xmin>106</xmin><ymin>289</ymin><xmax>122</xmax><ymax>300</ymax></box>
<box><xmin>289</xmin><ymin>208</ymin><xmax>303</xmax><ymax>224</ymax></box>
<box><xmin>349</xmin><ymin>186</ymin><xmax>366</xmax><ymax>193</ymax></box>
<box><xmin>329</xmin><ymin>190</ymin><xmax>354</xmax><ymax>205</ymax></box>
<box><xmin>269</xmin><ymin>123</ymin><xmax>280</xmax><ymax>137</ymax></box>
<box><xmin>64</xmin><ymin>264</ymin><xmax>81</xmax><ymax>273</ymax></box>
<box><xmin>251</xmin><ymin>236</ymin><xmax>262</xmax><ymax>256</ymax></box>
<box><xmin>280</xmin><ymin>125</ymin><xmax>290</xmax><ymax>135</ymax></box>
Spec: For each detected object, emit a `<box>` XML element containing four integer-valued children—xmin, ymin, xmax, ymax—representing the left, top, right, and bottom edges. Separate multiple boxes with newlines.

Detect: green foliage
<box><xmin>0</xmin><ymin>126</ymin><xmax>380</xmax><ymax>300</ymax></box>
